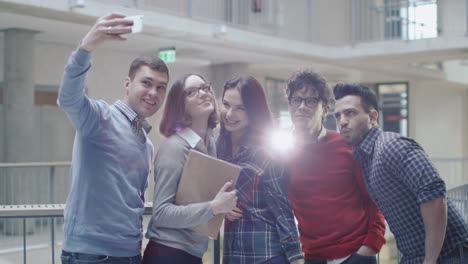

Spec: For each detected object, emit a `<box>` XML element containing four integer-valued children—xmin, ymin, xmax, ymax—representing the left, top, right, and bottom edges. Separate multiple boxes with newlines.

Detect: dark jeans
<box><xmin>61</xmin><ymin>250</ymin><xmax>141</xmax><ymax>264</ymax></box>
<box><xmin>142</xmin><ymin>241</ymin><xmax>202</xmax><ymax>264</ymax></box>
<box><xmin>305</xmin><ymin>253</ymin><xmax>377</xmax><ymax>264</ymax></box>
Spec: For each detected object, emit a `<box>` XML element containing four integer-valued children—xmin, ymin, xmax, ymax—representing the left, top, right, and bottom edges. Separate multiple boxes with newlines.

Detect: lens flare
<box><xmin>270</xmin><ymin>129</ymin><xmax>295</xmax><ymax>153</ymax></box>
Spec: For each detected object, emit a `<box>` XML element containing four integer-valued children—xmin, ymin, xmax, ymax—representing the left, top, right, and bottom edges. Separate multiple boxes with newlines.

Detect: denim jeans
<box><xmin>305</xmin><ymin>253</ymin><xmax>376</xmax><ymax>264</ymax></box>
<box><xmin>341</xmin><ymin>253</ymin><xmax>376</xmax><ymax>264</ymax></box>
<box><xmin>142</xmin><ymin>241</ymin><xmax>202</xmax><ymax>264</ymax></box>
<box><xmin>61</xmin><ymin>250</ymin><xmax>141</xmax><ymax>264</ymax></box>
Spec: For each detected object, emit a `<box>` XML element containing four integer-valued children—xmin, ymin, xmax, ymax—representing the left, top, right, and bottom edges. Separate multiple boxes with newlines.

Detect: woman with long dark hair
<box><xmin>217</xmin><ymin>76</ymin><xmax>303</xmax><ymax>264</ymax></box>
<box><xmin>143</xmin><ymin>74</ymin><xmax>237</xmax><ymax>264</ymax></box>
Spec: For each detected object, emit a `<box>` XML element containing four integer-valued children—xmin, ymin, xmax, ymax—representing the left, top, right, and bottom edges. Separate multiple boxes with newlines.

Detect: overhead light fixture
<box><xmin>69</xmin><ymin>0</ymin><xmax>85</xmax><ymax>8</ymax></box>
<box><xmin>409</xmin><ymin>61</ymin><xmax>442</xmax><ymax>71</ymax></box>
<box><xmin>213</xmin><ymin>24</ymin><xmax>227</xmax><ymax>38</ymax></box>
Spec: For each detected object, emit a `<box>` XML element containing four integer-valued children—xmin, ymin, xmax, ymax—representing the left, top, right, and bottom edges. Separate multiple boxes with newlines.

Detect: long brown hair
<box><xmin>219</xmin><ymin>76</ymin><xmax>273</xmax><ymax>146</ymax></box>
<box><xmin>159</xmin><ymin>74</ymin><xmax>219</xmax><ymax>137</ymax></box>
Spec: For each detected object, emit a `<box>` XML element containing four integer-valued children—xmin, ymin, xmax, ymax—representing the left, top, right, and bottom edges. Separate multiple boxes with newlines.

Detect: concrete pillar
<box><xmin>210</xmin><ymin>63</ymin><xmax>248</xmax><ymax>97</ymax></box>
<box><xmin>3</xmin><ymin>28</ymin><xmax>37</xmax><ymax>163</ymax></box>
<box><xmin>463</xmin><ymin>91</ymin><xmax>468</xmax><ymax>190</ymax></box>
<box><xmin>3</xmin><ymin>29</ymin><xmax>38</xmax><ymax>235</ymax></box>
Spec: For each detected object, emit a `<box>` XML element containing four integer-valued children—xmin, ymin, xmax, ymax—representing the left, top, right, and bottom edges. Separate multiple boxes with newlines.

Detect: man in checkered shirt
<box><xmin>333</xmin><ymin>83</ymin><xmax>468</xmax><ymax>264</ymax></box>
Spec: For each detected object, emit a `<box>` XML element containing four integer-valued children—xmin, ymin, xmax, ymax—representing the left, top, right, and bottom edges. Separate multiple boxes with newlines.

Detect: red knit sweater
<box><xmin>287</xmin><ymin>130</ymin><xmax>385</xmax><ymax>260</ymax></box>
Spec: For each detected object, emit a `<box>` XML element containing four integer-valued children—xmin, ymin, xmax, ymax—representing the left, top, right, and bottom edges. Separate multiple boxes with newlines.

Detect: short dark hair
<box><xmin>128</xmin><ymin>54</ymin><xmax>169</xmax><ymax>80</ymax></box>
<box><xmin>286</xmin><ymin>70</ymin><xmax>332</xmax><ymax>107</ymax></box>
<box><xmin>159</xmin><ymin>74</ymin><xmax>218</xmax><ymax>137</ymax></box>
<box><xmin>220</xmin><ymin>76</ymin><xmax>273</xmax><ymax>144</ymax></box>
<box><xmin>333</xmin><ymin>83</ymin><xmax>379</xmax><ymax>112</ymax></box>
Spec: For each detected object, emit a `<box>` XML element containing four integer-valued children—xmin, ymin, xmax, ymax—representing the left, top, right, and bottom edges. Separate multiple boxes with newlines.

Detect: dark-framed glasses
<box><xmin>185</xmin><ymin>83</ymin><xmax>213</xmax><ymax>98</ymax></box>
<box><xmin>289</xmin><ymin>96</ymin><xmax>320</xmax><ymax>108</ymax></box>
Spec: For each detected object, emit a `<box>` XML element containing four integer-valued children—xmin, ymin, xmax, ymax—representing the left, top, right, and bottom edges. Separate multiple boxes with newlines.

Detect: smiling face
<box><xmin>123</xmin><ymin>65</ymin><xmax>168</xmax><ymax>118</ymax></box>
<box><xmin>334</xmin><ymin>95</ymin><xmax>378</xmax><ymax>145</ymax></box>
<box><xmin>288</xmin><ymin>87</ymin><xmax>328</xmax><ymax>135</ymax></box>
<box><xmin>220</xmin><ymin>88</ymin><xmax>249</xmax><ymax>140</ymax></box>
<box><xmin>183</xmin><ymin>75</ymin><xmax>215</xmax><ymax>122</ymax></box>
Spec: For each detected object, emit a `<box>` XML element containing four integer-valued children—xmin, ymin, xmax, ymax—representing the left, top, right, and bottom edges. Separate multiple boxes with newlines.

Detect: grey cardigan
<box><xmin>145</xmin><ymin>128</ymin><xmax>216</xmax><ymax>258</ymax></box>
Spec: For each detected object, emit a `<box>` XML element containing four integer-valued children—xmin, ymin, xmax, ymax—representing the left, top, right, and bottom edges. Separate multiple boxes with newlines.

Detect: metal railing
<box><xmin>0</xmin><ymin>204</ymin><xmax>221</xmax><ymax>264</ymax></box>
<box><xmin>0</xmin><ymin>162</ymin><xmax>71</xmax><ymax>238</ymax></box>
<box><xmin>0</xmin><ymin>162</ymin><xmax>70</xmax><ymax>264</ymax></box>
<box><xmin>0</xmin><ymin>162</ymin><xmax>71</xmax><ymax>205</ymax></box>
<box><xmin>351</xmin><ymin>0</ymin><xmax>438</xmax><ymax>44</ymax></box>
<box><xmin>0</xmin><ymin>204</ymin><xmax>66</xmax><ymax>264</ymax></box>
<box><xmin>93</xmin><ymin>0</ymin><xmax>281</xmax><ymax>35</ymax></box>
<box><xmin>82</xmin><ymin>0</ymin><xmax>468</xmax><ymax>44</ymax></box>
<box><xmin>0</xmin><ymin>162</ymin><xmax>220</xmax><ymax>264</ymax></box>
<box><xmin>0</xmin><ymin>204</ymin><xmax>151</xmax><ymax>264</ymax></box>
<box><xmin>448</xmin><ymin>184</ymin><xmax>468</xmax><ymax>223</ymax></box>
<box><xmin>1</xmin><ymin>158</ymin><xmax>467</xmax><ymax>263</ymax></box>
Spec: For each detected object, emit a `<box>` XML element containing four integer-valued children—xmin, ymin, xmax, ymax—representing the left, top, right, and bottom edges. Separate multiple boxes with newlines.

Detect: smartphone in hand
<box><xmin>126</xmin><ymin>15</ymin><xmax>143</xmax><ymax>33</ymax></box>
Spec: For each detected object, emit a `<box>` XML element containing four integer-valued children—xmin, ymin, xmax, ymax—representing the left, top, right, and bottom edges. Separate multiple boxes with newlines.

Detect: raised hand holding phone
<box><xmin>80</xmin><ymin>12</ymin><xmax>138</xmax><ymax>52</ymax></box>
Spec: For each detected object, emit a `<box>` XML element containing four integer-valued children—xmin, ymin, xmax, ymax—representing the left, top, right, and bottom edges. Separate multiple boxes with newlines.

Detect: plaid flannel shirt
<box><xmin>114</xmin><ymin>100</ymin><xmax>151</xmax><ymax>143</ymax></box>
<box><xmin>217</xmin><ymin>139</ymin><xmax>302</xmax><ymax>264</ymax></box>
<box><xmin>354</xmin><ymin>128</ymin><xmax>468</xmax><ymax>264</ymax></box>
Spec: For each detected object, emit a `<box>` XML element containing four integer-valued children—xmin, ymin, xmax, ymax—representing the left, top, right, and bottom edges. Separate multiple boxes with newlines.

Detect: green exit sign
<box><xmin>159</xmin><ymin>47</ymin><xmax>176</xmax><ymax>63</ymax></box>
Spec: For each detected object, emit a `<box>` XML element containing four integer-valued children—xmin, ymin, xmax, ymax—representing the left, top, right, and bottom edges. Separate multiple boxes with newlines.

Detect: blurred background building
<box><xmin>0</xmin><ymin>0</ymin><xmax>467</xmax><ymax>263</ymax></box>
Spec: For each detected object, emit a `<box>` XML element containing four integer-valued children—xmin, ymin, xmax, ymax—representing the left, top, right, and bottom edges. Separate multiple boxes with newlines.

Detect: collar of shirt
<box><xmin>354</xmin><ymin>127</ymin><xmax>381</xmax><ymax>161</ymax></box>
<box><xmin>178</xmin><ymin>127</ymin><xmax>203</xmax><ymax>148</ymax></box>
<box><xmin>177</xmin><ymin>127</ymin><xmax>216</xmax><ymax>155</ymax></box>
<box><xmin>114</xmin><ymin>100</ymin><xmax>152</xmax><ymax>133</ymax></box>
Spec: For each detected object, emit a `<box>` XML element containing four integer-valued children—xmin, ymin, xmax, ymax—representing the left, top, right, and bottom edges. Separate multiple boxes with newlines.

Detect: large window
<box><xmin>365</xmin><ymin>82</ymin><xmax>409</xmax><ymax>136</ymax></box>
<box><xmin>384</xmin><ymin>0</ymin><xmax>438</xmax><ymax>40</ymax></box>
<box><xmin>376</xmin><ymin>82</ymin><xmax>409</xmax><ymax>136</ymax></box>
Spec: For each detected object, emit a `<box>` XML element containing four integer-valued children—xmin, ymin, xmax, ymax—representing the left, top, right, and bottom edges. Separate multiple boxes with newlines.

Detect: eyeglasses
<box><xmin>289</xmin><ymin>96</ymin><xmax>320</xmax><ymax>108</ymax></box>
<box><xmin>184</xmin><ymin>83</ymin><xmax>213</xmax><ymax>98</ymax></box>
